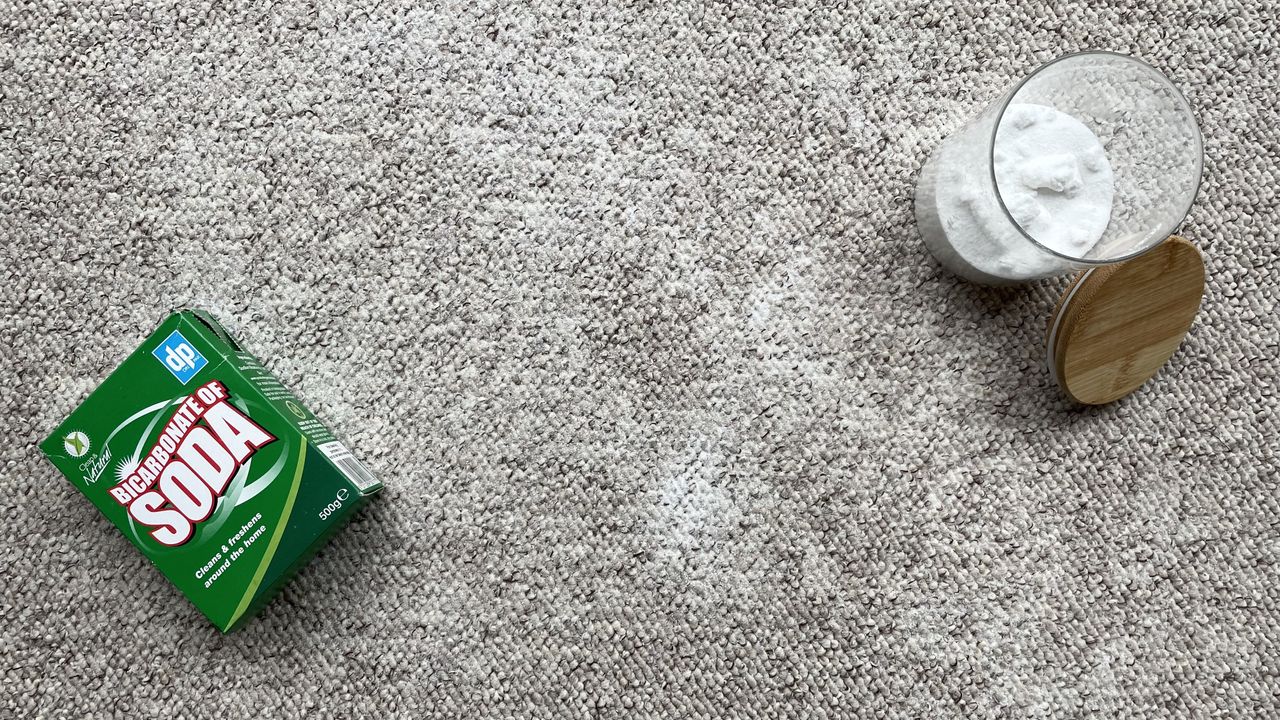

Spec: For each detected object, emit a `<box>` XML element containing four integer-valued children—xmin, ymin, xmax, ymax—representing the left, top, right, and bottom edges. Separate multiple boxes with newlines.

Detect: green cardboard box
<box><xmin>39</xmin><ymin>310</ymin><xmax>382</xmax><ymax>632</ymax></box>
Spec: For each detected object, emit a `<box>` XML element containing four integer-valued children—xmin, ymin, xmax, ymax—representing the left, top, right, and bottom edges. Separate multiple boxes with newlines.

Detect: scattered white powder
<box><xmin>920</xmin><ymin>103</ymin><xmax>1115</xmax><ymax>281</ymax></box>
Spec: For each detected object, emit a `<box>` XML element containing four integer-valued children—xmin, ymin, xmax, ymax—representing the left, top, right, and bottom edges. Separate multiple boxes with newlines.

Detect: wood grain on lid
<box><xmin>1048</xmin><ymin>236</ymin><xmax>1205</xmax><ymax>405</ymax></box>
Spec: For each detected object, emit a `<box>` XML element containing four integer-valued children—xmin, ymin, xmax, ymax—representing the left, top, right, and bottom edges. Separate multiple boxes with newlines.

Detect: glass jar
<box><xmin>915</xmin><ymin>52</ymin><xmax>1203</xmax><ymax>285</ymax></box>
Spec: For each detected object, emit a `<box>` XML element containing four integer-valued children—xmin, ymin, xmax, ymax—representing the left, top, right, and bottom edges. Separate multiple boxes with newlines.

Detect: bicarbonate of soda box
<box><xmin>40</xmin><ymin>310</ymin><xmax>382</xmax><ymax>632</ymax></box>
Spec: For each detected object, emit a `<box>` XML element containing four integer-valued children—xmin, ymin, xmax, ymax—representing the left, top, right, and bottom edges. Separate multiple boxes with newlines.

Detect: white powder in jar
<box><xmin>919</xmin><ymin>103</ymin><xmax>1115</xmax><ymax>281</ymax></box>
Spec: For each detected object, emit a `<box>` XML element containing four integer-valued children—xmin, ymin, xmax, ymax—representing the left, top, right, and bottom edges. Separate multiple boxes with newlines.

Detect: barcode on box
<box><xmin>316</xmin><ymin>441</ymin><xmax>380</xmax><ymax>492</ymax></box>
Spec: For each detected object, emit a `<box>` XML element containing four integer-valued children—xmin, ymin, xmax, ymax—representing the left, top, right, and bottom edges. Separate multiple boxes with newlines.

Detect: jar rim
<box><xmin>986</xmin><ymin>51</ymin><xmax>1204</xmax><ymax>265</ymax></box>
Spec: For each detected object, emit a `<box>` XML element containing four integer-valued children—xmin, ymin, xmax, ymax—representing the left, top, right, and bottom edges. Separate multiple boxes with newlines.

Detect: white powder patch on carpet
<box><xmin>653</xmin><ymin>433</ymin><xmax>740</xmax><ymax>575</ymax></box>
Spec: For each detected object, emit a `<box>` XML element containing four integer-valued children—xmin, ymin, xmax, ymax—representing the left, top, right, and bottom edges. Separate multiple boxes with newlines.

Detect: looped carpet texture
<box><xmin>2</xmin><ymin>1</ymin><xmax>1277</xmax><ymax>717</ymax></box>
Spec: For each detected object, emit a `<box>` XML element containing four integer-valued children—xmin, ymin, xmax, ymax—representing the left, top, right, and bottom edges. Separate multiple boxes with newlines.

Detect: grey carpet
<box><xmin>3</xmin><ymin>1</ymin><xmax>1278</xmax><ymax>717</ymax></box>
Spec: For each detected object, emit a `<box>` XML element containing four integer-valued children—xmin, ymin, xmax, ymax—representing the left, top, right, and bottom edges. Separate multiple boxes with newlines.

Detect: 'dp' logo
<box><xmin>152</xmin><ymin>330</ymin><xmax>207</xmax><ymax>385</ymax></box>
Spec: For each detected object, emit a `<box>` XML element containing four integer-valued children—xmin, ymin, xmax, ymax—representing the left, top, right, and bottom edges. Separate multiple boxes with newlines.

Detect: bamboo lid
<box><xmin>1047</xmin><ymin>236</ymin><xmax>1205</xmax><ymax>405</ymax></box>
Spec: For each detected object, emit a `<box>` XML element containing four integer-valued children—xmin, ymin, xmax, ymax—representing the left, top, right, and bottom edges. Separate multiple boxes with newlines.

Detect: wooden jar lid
<box><xmin>1047</xmin><ymin>236</ymin><xmax>1205</xmax><ymax>405</ymax></box>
